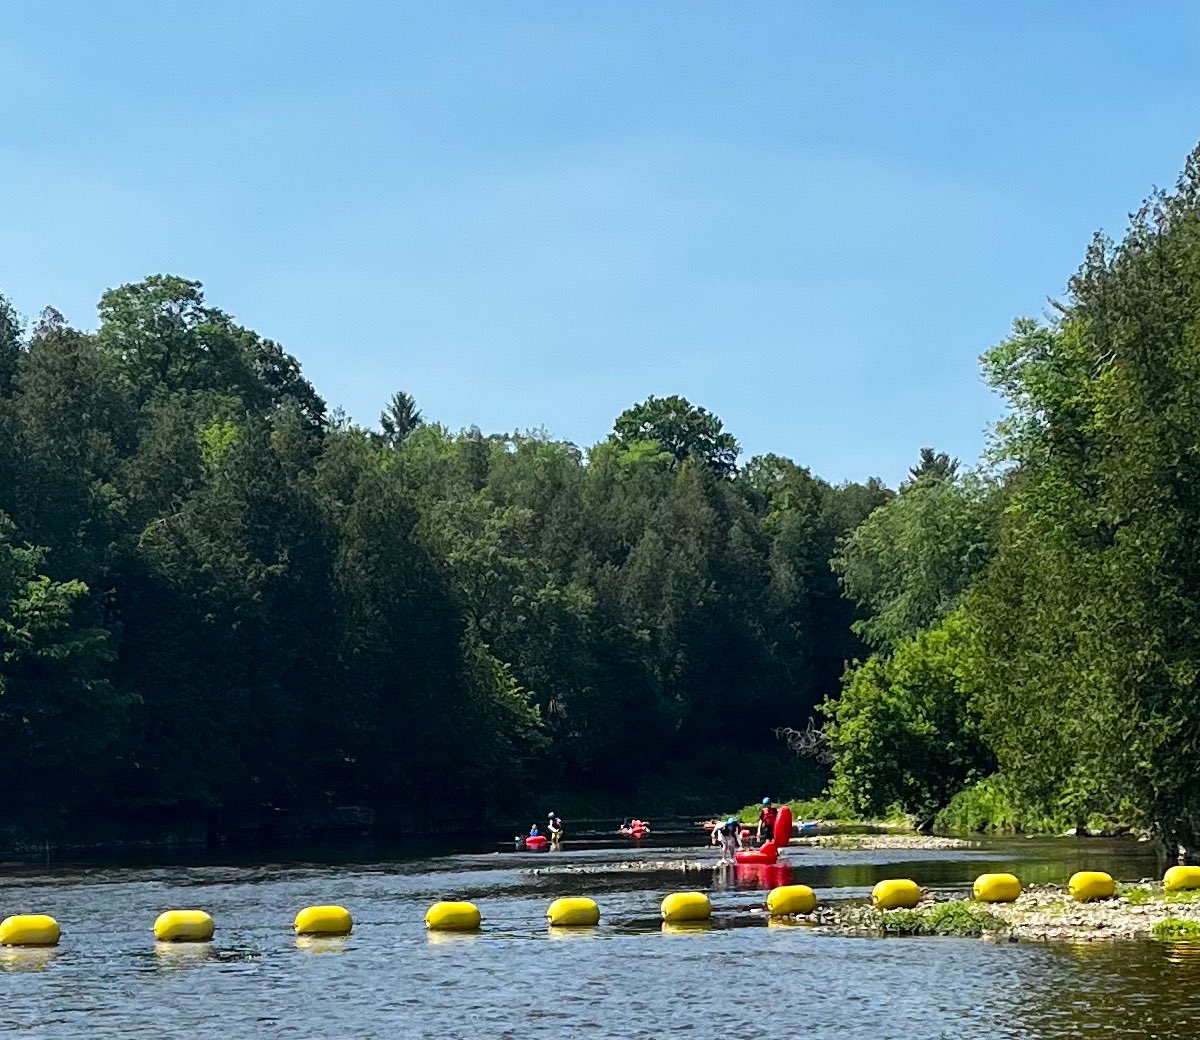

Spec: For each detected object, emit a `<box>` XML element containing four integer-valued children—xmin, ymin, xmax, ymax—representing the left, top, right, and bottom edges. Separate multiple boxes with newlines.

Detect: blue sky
<box><xmin>2</xmin><ymin>3</ymin><xmax>1197</xmax><ymax>484</ymax></box>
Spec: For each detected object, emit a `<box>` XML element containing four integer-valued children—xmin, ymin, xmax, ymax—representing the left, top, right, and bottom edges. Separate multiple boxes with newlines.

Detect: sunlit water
<box><xmin>4</xmin><ymin>832</ymin><xmax>1197</xmax><ymax>1038</ymax></box>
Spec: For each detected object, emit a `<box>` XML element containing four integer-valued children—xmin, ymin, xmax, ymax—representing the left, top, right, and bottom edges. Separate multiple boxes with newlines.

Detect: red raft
<box><xmin>524</xmin><ymin>834</ymin><xmax>549</xmax><ymax>851</ymax></box>
<box><xmin>735</xmin><ymin>839</ymin><xmax>778</xmax><ymax>865</ymax></box>
<box><xmin>773</xmin><ymin>805</ymin><xmax>793</xmax><ymax>847</ymax></box>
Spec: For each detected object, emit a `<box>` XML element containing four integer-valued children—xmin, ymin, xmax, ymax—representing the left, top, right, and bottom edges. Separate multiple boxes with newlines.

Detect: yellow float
<box><xmin>872</xmin><ymin>879</ymin><xmax>921</xmax><ymax>910</ymax></box>
<box><xmin>547</xmin><ymin>897</ymin><xmax>600</xmax><ymax>927</ymax></box>
<box><xmin>425</xmin><ymin>901</ymin><xmax>482</xmax><ymax>932</ymax></box>
<box><xmin>153</xmin><ymin>910</ymin><xmax>215</xmax><ymax>942</ymax></box>
<box><xmin>766</xmin><ymin>884</ymin><xmax>817</xmax><ymax>916</ymax></box>
<box><xmin>1164</xmin><ymin>866</ymin><xmax>1200</xmax><ymax>893</ymax></box>
<box><xmin>294</xmin><ymin>905</ymin><xmax>353</xmax><ymax>936</ymax></box>
<box><xmin>661</xmin><ymin>892</ymin><xmax>712</xmax><ymax>923</ymax></box>
<box><xmin>973</xmin><ymin>873</ymin><xmax>1022</xmax><ymax>903</ymax></box>
<box><xmin>1069</xmin><ymin>871</ymin><xmax>1115</xmax><ymax>902</ymax></box>
<box><xmin>0</xmin><ymin>914</ymin><xmax>61</xmax><ymax>947</ymax></box>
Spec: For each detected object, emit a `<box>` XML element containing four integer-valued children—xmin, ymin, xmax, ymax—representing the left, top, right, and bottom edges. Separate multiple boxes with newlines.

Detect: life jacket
<box><xmin>761</xmin><ymin>806</ymin><xmax>778</xmax><ymax>826</ymax></box>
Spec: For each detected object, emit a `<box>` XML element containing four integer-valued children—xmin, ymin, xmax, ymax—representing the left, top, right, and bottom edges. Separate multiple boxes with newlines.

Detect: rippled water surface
<box><xmin>4</xmin><ymin>831</ymin><xmax>1198</xmax><ymax>1038</ymax></box>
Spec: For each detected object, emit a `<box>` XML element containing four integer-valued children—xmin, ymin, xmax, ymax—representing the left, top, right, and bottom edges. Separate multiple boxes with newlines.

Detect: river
<box><xmin>3</xmin><ymin>830</ymin><xmax>1198</xmax><ymax>1038</ymax></box>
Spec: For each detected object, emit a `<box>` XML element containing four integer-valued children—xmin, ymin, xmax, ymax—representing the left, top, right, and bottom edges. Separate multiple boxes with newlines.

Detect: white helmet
<box><xmin>548</xmin><ymin>812</ymin><xmax>555</xmax><ymax>818</ymax></box>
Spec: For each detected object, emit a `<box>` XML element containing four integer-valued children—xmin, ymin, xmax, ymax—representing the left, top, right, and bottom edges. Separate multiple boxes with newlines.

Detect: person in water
<box><xmin>756</xmin><ymin>798</ymin><xmax>778</xmax><ymax>845</ymax></box>
<box><xmin>547</xmin><ymin>812</ymin><xmax>563</xmax><ymax>842</ymax></box>
<box><xmin>711</xmin><ymin>817</ymin><xmax>742</xmax><ymax>864</ymax></box>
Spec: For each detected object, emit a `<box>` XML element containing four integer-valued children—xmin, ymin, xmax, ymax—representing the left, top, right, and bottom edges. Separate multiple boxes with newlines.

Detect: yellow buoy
<box><xmin>1069</xmin><ymin>871</ymin><xmax>1115</xmax><ymax>902</ymax></box>
<box><xmin>661</xmin><ymin>892</ymin><xmax>712</xmax><ymax>923</ymax></box>
<box><xmin>766</xmin><ymin>884</ymin><xmax>817</xmax><ymax>916</ymax></box>
<box><xmin>872</xmin><ymin>879</ymin><xmax>921</xmax><ymax>910</ymax></box>
<box><xmin>153</xmin><ymin>910</ymin><xmax>215</xmax><ymax>943</ymax></box>
<box><xmin>294</xmin><ymin>905</ymin><xmax>353</xmax><ymax>936</ymax></box>
<box><xmin>1164</xmin><ymin>866</ymin><xmax>1200</xmax><ymax>893</ymax></box>
<box><xmin>0</xmin><ymin>914</ymin><xmax>61</xmax><ymax>947</ymax></box>
<box><xmin>973</xmin><ymin>873</ymin><xmax>1022</xmax><ymax>903</ymax></box>
<box><xmin>547</xmin><ymin>897</ymin><xmax>600</xmax><ymax>927</ymax></box>
<box><xmin>425</xmin><ymin>901</ymin><xmax>482</xmax><ymax>932</ymax></box>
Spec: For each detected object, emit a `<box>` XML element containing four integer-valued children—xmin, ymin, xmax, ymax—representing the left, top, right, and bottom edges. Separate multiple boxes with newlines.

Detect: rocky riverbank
<box><xmin>808</xmin><ymin>883</ymin><xmax>1200</xmax><ymax>942</ymax></box>
<box><xmin>794</xmin><ymin>834</ymin><xmax>976</xmax><ymax>851</ymax></box>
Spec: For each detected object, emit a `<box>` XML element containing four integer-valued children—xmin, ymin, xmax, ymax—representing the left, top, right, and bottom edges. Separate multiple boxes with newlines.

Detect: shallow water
<box><xmin>3</xmin><ymin>831</ymin><xmax>1197</xmax><ymax>1038</ymax></box>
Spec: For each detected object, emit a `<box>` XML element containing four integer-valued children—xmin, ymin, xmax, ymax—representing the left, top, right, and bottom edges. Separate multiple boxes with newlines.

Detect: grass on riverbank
<box><xmin>933</xmin><ymin>777</ymin><xmax>1137</xmax><ymax>836</ymax></box>
<box><xmin>1120</xmin><ymin>884</ymin><xmax>1200</xmax><ymax>907</ymax></box>
<box><xmin>837</xmin><ymin>900</ymin><xmax>1006</xmax><ymax>938</ymax></box>
<box><xmin>732</xmin><ymin>796</ymin><xmax>912</xmax><ymax>829</ymax></box>
<box><xmin>1152</xmin><ymin>918</ymin><xmax>1200</xmax><ymax>940</ymax></box>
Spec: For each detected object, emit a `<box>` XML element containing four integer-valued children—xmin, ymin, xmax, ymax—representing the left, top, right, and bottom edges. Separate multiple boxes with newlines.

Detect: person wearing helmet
<box><xmin>756</xmin><ymin>798</ymin><xmax>779</xmax><ymax>846</ymax></box>
<box><xmin>547</xmin><ymin>811</ymin><xmax>564</xmax><ymax>844</ymax></box>
<box><xmin>711</xmin><ymin>817</ymin><xmax>742</xmax><ymax>865</ymax></box>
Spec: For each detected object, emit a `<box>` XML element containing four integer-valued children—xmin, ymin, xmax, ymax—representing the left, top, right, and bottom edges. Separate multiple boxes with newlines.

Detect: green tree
<box><xmin>906</xmin><ymin>447</ymin><xmax>959</xmax><ymax>485</ymax></box>
<box><xmin>377</xmin><ymin>390</ymin><xmax>424</xmax><ymax>446</ymax></box>
<box><xmin>823</xmin><ymin>613</ymin><xmax>991</xmax><ymax>822</ymax></box>
<box><xmin>612</xmin><ymin>394</ymin><xmax>740</xmax><ymax>477</ymax></box>
<box><xmin>0</xmin><ymin>515</ymin><xmax>125</xmax><ymax>819</ymax></box>
<box><xmin>970</xmin><ymin>145</ymin><xmax>1200</xmax><ymax>853</ymax></box>
<box><xmin>834</xmin><ymin>472</ymin><xmax>999</xmax><ymax>652</ymax></box>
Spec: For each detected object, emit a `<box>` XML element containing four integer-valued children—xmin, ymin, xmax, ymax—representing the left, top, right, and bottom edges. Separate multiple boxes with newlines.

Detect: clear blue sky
<box><xmin>2</xmin><ymin>3</ymin><xmax>1197</xmax><ymax>485</ymax></box>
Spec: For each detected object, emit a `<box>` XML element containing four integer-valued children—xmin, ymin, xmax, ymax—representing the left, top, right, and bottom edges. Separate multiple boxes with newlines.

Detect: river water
<box><xmin>3</xmin><ymin>831</ymin><xmax>1198</xmax><ymax>1038</ymax></box>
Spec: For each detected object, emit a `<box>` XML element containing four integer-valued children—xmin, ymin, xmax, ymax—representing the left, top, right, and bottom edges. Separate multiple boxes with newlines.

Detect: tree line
<box><xmin>0</xmin><ymin>280</ymin><xmax>889</xmax><ymax>841</ymax></box>
<box><xmin>823</xmin><ymin>144</ymin><xmax>1200</xmax><ymax>859</ymax></box>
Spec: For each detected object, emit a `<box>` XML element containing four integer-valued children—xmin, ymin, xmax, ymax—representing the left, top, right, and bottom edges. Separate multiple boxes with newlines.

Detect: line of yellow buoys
<box><xmin>4</xmin><ymin>867</ymin><xmax>1196</xmax><ymax>947</ymax></box>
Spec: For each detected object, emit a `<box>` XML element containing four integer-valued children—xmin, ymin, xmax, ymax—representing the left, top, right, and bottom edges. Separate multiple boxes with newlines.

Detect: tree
<box><xmin>378</xmin><ymin>390</ymin><xmax>423</xmax><ymax>446</ymax></box>
<box><xmin>822</xmin><ymin>613</ymin><xmax>991</xmax><ymax>823</ymax></box>
<box><xmin>969</xmin><ymin>144</ymin><xmax>1200</xmax><ymax>853</ymax></box>
<box><xmin>0</xmin><ymin>293</ymin><xmax>22</xmax><ymax>396</ymax></box>
<box><xmin>833</xmin><ymin>472</ymin><xmax>999</xmax><ymax>652</ymax></box>
<box><xmin>0</xmin><ymin>514</ymin><xmax>125</xmax><ymax>819</ymax></box>
<box><xmin>612</xmin><ymin>395</ymin><xmax>740</xmax><ymax>477</ymax></box>
<box><xmin>906</xmin><ymin>447</ymin><xmax>959</xmax><ymax>486</ymax></box>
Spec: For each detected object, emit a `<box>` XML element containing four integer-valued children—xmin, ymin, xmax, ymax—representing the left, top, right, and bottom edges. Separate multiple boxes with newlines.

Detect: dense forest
<box><xmin>0</xmin><ymin>276</ymin><xmax>890</xmax><ymax>844</ymax></box>
<box><xmin>5</xmin><ymin>145</ymin><xmax>1200</xmax><ymax>856</ymax></box>
<box><xmin>824</xmin><ymin>145</ymin><xmax>1200</xmax><ymax>860</ymax></box>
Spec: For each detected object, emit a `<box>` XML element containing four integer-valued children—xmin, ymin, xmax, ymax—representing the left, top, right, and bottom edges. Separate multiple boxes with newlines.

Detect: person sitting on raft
<box><xmin>547</xmin><ymin>812</ymin><xmax>563</xmax><ymax>842</ymax></box>
<box><xmin>711</xmin><ymin>817</ymin><xmax>742</xmax><ymax>865</ymax></box>
<box><xmin>756</xmin><ymin>798</ymin><xmax>778</xmax><ymax>845</ymax></box>
<box><xmin>529</xmin><ymin>824</ymin><xmax>540</xmax><ymax>838</ymax></box>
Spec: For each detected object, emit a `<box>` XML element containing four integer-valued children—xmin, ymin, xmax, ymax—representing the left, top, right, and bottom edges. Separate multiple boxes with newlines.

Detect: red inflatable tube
<box><xmin>773</xmin><ymin>805</ymin><xmax>793</xmax><ymax>847</ymax></box>
<box><xmin>524</xmin><ymin>835</ymin><xmax>548</xmax><ymax>851</ymax></box>
<box><xmin>735</xmin><ymin>840</ymin><xmax>778</xmax><ymax>865</ymax></box>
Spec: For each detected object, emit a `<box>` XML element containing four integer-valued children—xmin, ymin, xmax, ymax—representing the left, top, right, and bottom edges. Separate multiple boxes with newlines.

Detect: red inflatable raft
<box><xmin>524</xmin><ymin>834</ymin><xmax>549</xmax><ymax>851</ymax></box>
<box><xmin>773</xmin><ymin>805</ymin><xmax>793</xmax><ymax>847</ymax></box>
<box><xmin>735</xmin><ymin>839</ymin><xmax>778</xmax><ymax>865</ymax></box>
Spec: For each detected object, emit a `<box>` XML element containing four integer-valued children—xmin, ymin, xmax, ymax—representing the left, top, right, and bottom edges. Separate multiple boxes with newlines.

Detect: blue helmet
<box><xmin>762</xmin><ymin>797</ymin><xmax>771</xmax><ymax>805</ymax></box>
<box><xmin>726</xmin><ymin>817</ymin><xmax>737</xmax><ymax>826</ymax></box>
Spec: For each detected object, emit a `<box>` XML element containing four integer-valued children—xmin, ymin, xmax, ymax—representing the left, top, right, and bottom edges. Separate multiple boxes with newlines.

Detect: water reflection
<box><xmin>153</xmin><ymin>942</ymin><xmax>214</xmax><ymax>969</ymax></box>
<box><xmin>294</xmin><ymin>935</ymin><xmax>349</xmax><ymax>955</ymax></box>
<box><xmin>660</xmin><ymin>921</ymin><xmax>712</xmax><ymax>935</ymax></box>
<box><xmin>1163</xmin><ymin>941</ymin><xmax>1200</xmax><ymax>965</ymax></box>
<box><xmin>0</xmin><ymin>946</ymin><xmax>59</xmax><ymax>973</ymax></box>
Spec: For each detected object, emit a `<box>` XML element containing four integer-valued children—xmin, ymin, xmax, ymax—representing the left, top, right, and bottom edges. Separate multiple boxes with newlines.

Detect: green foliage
<box><xmin>933</xmin><ymin>776</ymin><xmax>1063</xmax><ymax>834</ymax></box>
<box><xmin>0</xmin><ymin>515</ymin><xmax>125</xmax><ymax>815</ymax></box>
<box><xmin>612</xmin><ymin>394</ymin><xmax>740</xmax><ymax>477</ymax></box>
<box><xmin>967</xmin><ymin>146</ymin><xmax>1200</xmax><ymax>851</ymax></box>
<box><xmin>833</xmin><ymin>467</ymin><xmax>999</xmax><ymax>652</ymax></box>
<box><xmin>843</xmin><ymin>899</ymin><xmax>1006</xmax><ymax>937</ymax></box>
<box><xmin>822</xmin><ymin>613</ymin><xmax>992</xmax><ymax>822</ymax></box>
<box><xmin>0</xmin><ymin>275</ymin><xmax>894</xmax><ymax>838</ymax></box>
<box><xmin>879</xmin><ymin>900</ymin><xmax>1005</xmax><ymax>937</ymax></box>
<box><xmin>1153</xmin><ymin>918</ymin><xmax>1200</xmax><ymax>941</ymax></box>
